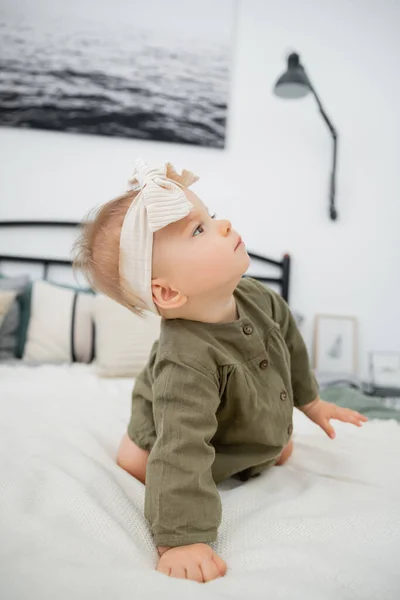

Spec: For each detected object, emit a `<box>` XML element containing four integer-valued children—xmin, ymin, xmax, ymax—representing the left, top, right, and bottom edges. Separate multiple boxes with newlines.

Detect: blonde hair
<box><xmin>72</xmin><ymin>189</ymin><xmax>146</xmax><ymax>315</ymax></box>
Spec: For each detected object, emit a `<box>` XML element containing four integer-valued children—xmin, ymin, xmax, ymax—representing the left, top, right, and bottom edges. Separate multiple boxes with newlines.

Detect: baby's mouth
<box><xmin>234</xmin><ymin>237</ymin><xmax>243</xmax><ymax>251</ymax></box>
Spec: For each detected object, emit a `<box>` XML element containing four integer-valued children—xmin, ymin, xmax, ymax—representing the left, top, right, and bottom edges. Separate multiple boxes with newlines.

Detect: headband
<box><xmin>119</xmin><ymin>158</ymin><xmax>199</xmax><ymax>314</ymax></box>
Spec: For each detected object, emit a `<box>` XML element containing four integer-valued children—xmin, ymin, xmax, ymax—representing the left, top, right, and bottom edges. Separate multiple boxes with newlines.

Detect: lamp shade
<box><xmin>274</xmin><ymin>53</ymin><xmax>310</xmax><ymax>99</ymax></box>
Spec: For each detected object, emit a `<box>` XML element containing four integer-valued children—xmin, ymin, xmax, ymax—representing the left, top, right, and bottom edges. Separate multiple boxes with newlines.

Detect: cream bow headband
<box><xmin>119</xmin><ymin>158</ymin><xmax>199</xmax><ymax>314</ymax></box>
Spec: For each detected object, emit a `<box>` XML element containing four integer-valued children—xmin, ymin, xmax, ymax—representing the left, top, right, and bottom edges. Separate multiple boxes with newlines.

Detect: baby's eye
<box><xmin>193</xmin><ymin>224</ymin><xmax>205</xmax><ymax>236</ymax></box>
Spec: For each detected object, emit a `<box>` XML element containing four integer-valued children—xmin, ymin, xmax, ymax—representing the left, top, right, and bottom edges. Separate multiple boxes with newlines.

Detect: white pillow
<box><xmin>0</xmin><ymin>290</ymin><xmax>17</xmax><ymax>330</ymax></box>
<box><xmin>23</xmin><ymin>281</ymin><xmax>95</xmax><ymax>364</ymax></box>
<box><xmin>93</xmin><ymin>294</ymin><xmax>160</xmax><ymax>377</ymax></box>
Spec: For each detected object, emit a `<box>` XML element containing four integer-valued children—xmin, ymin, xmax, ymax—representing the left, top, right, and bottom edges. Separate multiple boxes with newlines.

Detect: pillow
<box><xmin>0</xmin><ymin>290</ymin><xmax>17</xmax><ymax>329</ymax></box>
<box><xmin>0</xmin><ymin>290</ymin><xmax>18</xmax><ymax>360</ymax></box>
<box><xmin>0</xmin><ymin>274</ymin><xmax>30</xmax><ymax>359</ymax></box>
<box><xmin>23</xmin><ymin>280</ymin><xmax>95</xmax><ymax>364</ymax></box>
<box><xmin>0</xmin><ymin>297</ymin><xmax>20</xmax><ymax>360</ymax></box>
<box><xmin>93</xmin><ymin>294</ymin><xmax>161</xmax><ymax>377</ymax></box>
<box><xmin>0</xmin><ymin>274</ymin><xmax>30</xmax><ymax>291</ymax></box>
<box><xmin>16</xmin><ymin>283</ymin><xmax>33</xmax><ymax>358</ymax></box>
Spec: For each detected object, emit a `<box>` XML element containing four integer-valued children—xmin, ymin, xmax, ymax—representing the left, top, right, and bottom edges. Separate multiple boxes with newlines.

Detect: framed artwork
<box><xmin>369</xmin><ymin>352</ymin><xmax>400</xmax><ymax>388</ymax></box>
<box><xmin>0</xmin><ymin>0</ymin><xmax>236</xmax><ymax>148</ymax></box>
<box><xmin>313</xmin><ymin>314</ymin><xmax>358</xmax><ymax>375</ymax></box>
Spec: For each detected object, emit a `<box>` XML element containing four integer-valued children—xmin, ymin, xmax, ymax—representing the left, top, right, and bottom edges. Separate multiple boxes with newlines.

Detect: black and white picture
<box><xmin>313</xmin><ymin>314</ymin><xmax>358</xmax><ymax>375</ymax></box>
<box><xmin>0</xmin><ymin>0</ymin><xmax>235</xmax><ymax>148</ymax></box>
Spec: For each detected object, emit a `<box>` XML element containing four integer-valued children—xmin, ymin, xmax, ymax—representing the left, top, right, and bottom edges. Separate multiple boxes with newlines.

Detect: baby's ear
<box><xmin>151</xmin><ymin>278</ymin><xmax>187</xmax><ymax>311</ymax></box>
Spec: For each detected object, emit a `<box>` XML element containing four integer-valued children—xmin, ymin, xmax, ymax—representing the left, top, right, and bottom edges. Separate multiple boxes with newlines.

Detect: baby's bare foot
<box><xmin>157</xmin><ymin>543</ymin><xmax>227</xmax><ymax>583</ymax></box>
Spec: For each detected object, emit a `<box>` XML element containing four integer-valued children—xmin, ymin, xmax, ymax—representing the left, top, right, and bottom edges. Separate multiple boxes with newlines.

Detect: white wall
<box><xmin>0</xmin><ymin>0</ymin><xmax>399</xmax><ymax>377</ymax></box>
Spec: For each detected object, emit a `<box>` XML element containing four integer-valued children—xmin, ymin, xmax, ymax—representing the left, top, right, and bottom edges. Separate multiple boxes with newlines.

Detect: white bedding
<box><xmin>0</xmin><ymin>364</ymin><xmax>399</xmax><ymax>600</ymax></box>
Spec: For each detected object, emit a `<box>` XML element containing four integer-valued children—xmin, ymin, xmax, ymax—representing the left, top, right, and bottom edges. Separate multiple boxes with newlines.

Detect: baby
<box><xmin>73</xmin><ymin>159</ymin><xmax>367</xmax><ymax>584</ymax></box>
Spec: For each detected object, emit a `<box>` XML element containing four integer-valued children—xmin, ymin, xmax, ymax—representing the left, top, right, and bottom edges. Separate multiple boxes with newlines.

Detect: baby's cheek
<box><xmin>201</xmin><ymin>249</ymin><xmax>224</xmax><ymax>271</ymax></box>
<box><xmin>186</xmin><ymin>253</ymin><xmax>220</xmax><ymax>286</ymax></box>
<box><xmin>179</xmin><ymin>246</ymin><xmax>226</xmax><ymax>286</ymax></box>
<box><xmin>177</xmin><ymin>254</ymin><xmax>207</xmax><ymax>283</ymax></box>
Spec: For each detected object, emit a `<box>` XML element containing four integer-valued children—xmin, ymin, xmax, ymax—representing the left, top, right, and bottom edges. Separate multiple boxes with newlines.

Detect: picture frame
<box><xmin>369</xmin><ymin>352</ymin><xmax>400</xmax><ymax>388</ymax></box>
<box><xmin>0</xmin><ymin>0</ymin><xmax>235</xmax><ymax>149</ymax></box>
<box><xmin>313</xmin><ymin>314</ymin><xmax>358</xmax><ymax>375</ymax></box>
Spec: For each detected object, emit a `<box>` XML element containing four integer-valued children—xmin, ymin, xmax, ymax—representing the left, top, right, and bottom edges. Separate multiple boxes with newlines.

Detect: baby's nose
<box><xmin>219</xmin><ymin>219</ymin><xmax>232</xmax><ymax>236</ymax></box>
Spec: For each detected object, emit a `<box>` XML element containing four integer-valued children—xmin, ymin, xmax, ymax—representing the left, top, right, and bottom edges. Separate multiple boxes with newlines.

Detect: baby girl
<box><xmin>73</xmin><ymin>159</ymin><xmax>367</xmax><ymax>584</ymax></box>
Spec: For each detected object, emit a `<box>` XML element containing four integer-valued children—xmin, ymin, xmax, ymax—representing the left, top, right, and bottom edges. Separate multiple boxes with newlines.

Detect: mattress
<box><xmin>1</xmin><ymin>364</ymin><xmax>399</xmax><ymax>600</ymax></box>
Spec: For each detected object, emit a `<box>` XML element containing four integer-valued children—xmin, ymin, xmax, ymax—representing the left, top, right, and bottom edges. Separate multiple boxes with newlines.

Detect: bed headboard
<box><xmin>0</xmin><ymin>221</ymin><xmax>291</xmax><ymax>302</ymax></box>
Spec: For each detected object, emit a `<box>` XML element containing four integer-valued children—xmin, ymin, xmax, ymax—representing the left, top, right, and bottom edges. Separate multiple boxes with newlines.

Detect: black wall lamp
<box><xmin>274</xmin><ymin>52</ymin><xmax>338</xmax><ymax>221</ymax></box>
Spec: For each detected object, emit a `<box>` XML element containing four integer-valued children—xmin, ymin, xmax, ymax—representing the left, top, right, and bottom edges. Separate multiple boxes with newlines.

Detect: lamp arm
<box><xmin>306</xmin><ymin>77</ymin><xmax>339</xmax><ymax>220</ymax></box>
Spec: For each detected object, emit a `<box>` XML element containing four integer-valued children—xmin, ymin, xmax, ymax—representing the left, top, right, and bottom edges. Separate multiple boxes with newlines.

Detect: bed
<box><xmin>1</xmin><ymin>222</ymin><xmax>400</xmax><ymax>600</ymax></box>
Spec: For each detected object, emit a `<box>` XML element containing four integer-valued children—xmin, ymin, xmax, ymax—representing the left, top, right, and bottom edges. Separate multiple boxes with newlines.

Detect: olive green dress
<box><xmin>127</xmin><ymin>278</ymin><xmax>318</xmax><ymax>547</ymax></box>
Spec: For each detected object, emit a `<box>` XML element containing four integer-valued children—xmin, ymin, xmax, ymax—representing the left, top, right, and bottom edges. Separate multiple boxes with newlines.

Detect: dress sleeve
<box><xmin>144</xmin><ymin>358</ymin><xmax>222</xmax><ymax>548</ymax></box>
<box><xmin>127</xmin><ymin>341</ymin><xmax>158</xmax><ymax>452</ymax></box>
<box><xmin>267</xmin><ymin>286</ymin><xmax>319</xmax><ymax>407</ymax></box>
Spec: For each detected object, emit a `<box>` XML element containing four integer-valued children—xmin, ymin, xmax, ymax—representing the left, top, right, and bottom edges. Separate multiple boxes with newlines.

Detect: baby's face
<box><xmin>152</xmin><ymin>189</ymin><xmax>250</xmax><ymax>299</ymax></box>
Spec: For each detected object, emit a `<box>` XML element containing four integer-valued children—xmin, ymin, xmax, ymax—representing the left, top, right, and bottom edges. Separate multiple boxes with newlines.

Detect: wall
<box><xmin>0</xmin><ymin>0</ymin><xmax>399</xmax><ymax>378</ymax></box>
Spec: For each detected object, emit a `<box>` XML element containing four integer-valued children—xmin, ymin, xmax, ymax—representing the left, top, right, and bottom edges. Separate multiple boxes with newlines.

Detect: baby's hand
<box><xmin>157</xmin><ymin>543</ymin><xmax>227</xmax><ymax>583</ymax></box>
<box><xmin>300</xmin><ymin>397</ymin><xmax>368</xmax><ymax>439</ymax></box>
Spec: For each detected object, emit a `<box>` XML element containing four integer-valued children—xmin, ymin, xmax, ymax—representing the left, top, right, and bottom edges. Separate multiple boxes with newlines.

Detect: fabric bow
<box><xmin>119</xmin><ymin>158</ymin><xmax>199</xmax><ymax>314</ymax></box>
<box><xmin>127</xmin><ymin>159</ymin><xmax>198</xmax><ymax>232</ymax></box>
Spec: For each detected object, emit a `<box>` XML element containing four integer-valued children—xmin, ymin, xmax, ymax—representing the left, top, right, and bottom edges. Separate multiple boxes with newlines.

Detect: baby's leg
<box><xmin>117</xmin><ymin>433</ymin><xmax>149</xmax><ymax>484</ymax></box>
<box><xmin>275</xmin><ymin>438</ymin><xmax>294</xmax><ymax>466</ymax></box>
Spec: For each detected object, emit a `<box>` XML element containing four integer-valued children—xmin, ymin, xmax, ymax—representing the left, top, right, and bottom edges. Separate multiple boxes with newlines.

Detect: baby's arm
<box><xmin>126</xmin><ymin>341</ymin><xmax>158</xmax><ymax>452</ymax></box>
<box><xmin>267</xmin><ymin>288</ymin><xmax>319</xmax><ymax>408</ymax></box>
<box><xmin>268</xmin><ymin>288</ymin><xmax>368</xmax><ymax>435</ymax></box>
<box><xmin>145</xmin><ymin>358</ymin><xmax>226</xmax><ymax>582</ymax></box>
<box><xmin>298</xmin><ymin>396</ymin><xmax>368</xmax><ymax>438</ymax></box>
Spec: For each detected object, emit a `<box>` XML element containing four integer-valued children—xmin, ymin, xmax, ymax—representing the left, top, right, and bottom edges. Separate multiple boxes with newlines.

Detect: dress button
<box><xmin>259</xmin><ymin>359</ymin><xmax>268</xmax><ymax>370</ymax></box>
<box><xmin>280</xmin><ymin>390</ymin><xmax>288</xmax><ymax>401</ymax></box>
<box><xmin>243</xmin><ymin>324</ymin><xmax>253</xmax><ymax>335</ymax></box>
<box><xmin>287</xmin><ymin>423</ymin><xmax>293</xmax><ymax>436</ymax></box>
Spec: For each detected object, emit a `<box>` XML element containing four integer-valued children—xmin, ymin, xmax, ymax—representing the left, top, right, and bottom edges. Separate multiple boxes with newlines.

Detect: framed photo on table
<box><xmin>313</xmin><ymin>314</ymin><xmax>358</xmax><ymax>375</ymax></box>
<box><xmin>369</xmin><ymin>352</ymin><xmax>400</xmax><ymax>388</ymax></box>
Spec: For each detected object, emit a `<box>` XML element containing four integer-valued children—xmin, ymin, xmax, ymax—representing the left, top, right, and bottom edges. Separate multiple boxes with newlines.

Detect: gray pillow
<box><xmin>0</xmin><ymin>275</ymin><xmax>30</xmax><ymax>292</ymax></box>
<box><xmin>0</xmin><ymin>275</ymin><xmax>30</xmax><ymax>359</ymax></box>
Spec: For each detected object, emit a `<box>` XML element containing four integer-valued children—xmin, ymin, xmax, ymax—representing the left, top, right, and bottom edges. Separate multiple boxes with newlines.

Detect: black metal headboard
<box><xmin>0</xmin><ymin>221</ymin><xmax>291</xmax><ymax>302</ymax></box>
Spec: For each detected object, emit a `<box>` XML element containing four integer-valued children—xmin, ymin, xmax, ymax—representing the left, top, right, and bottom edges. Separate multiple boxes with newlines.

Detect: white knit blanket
<box><xmin>1</xmin><ymin>364</ymin><xmax>399</xmax><ymax>600</ymax></box>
